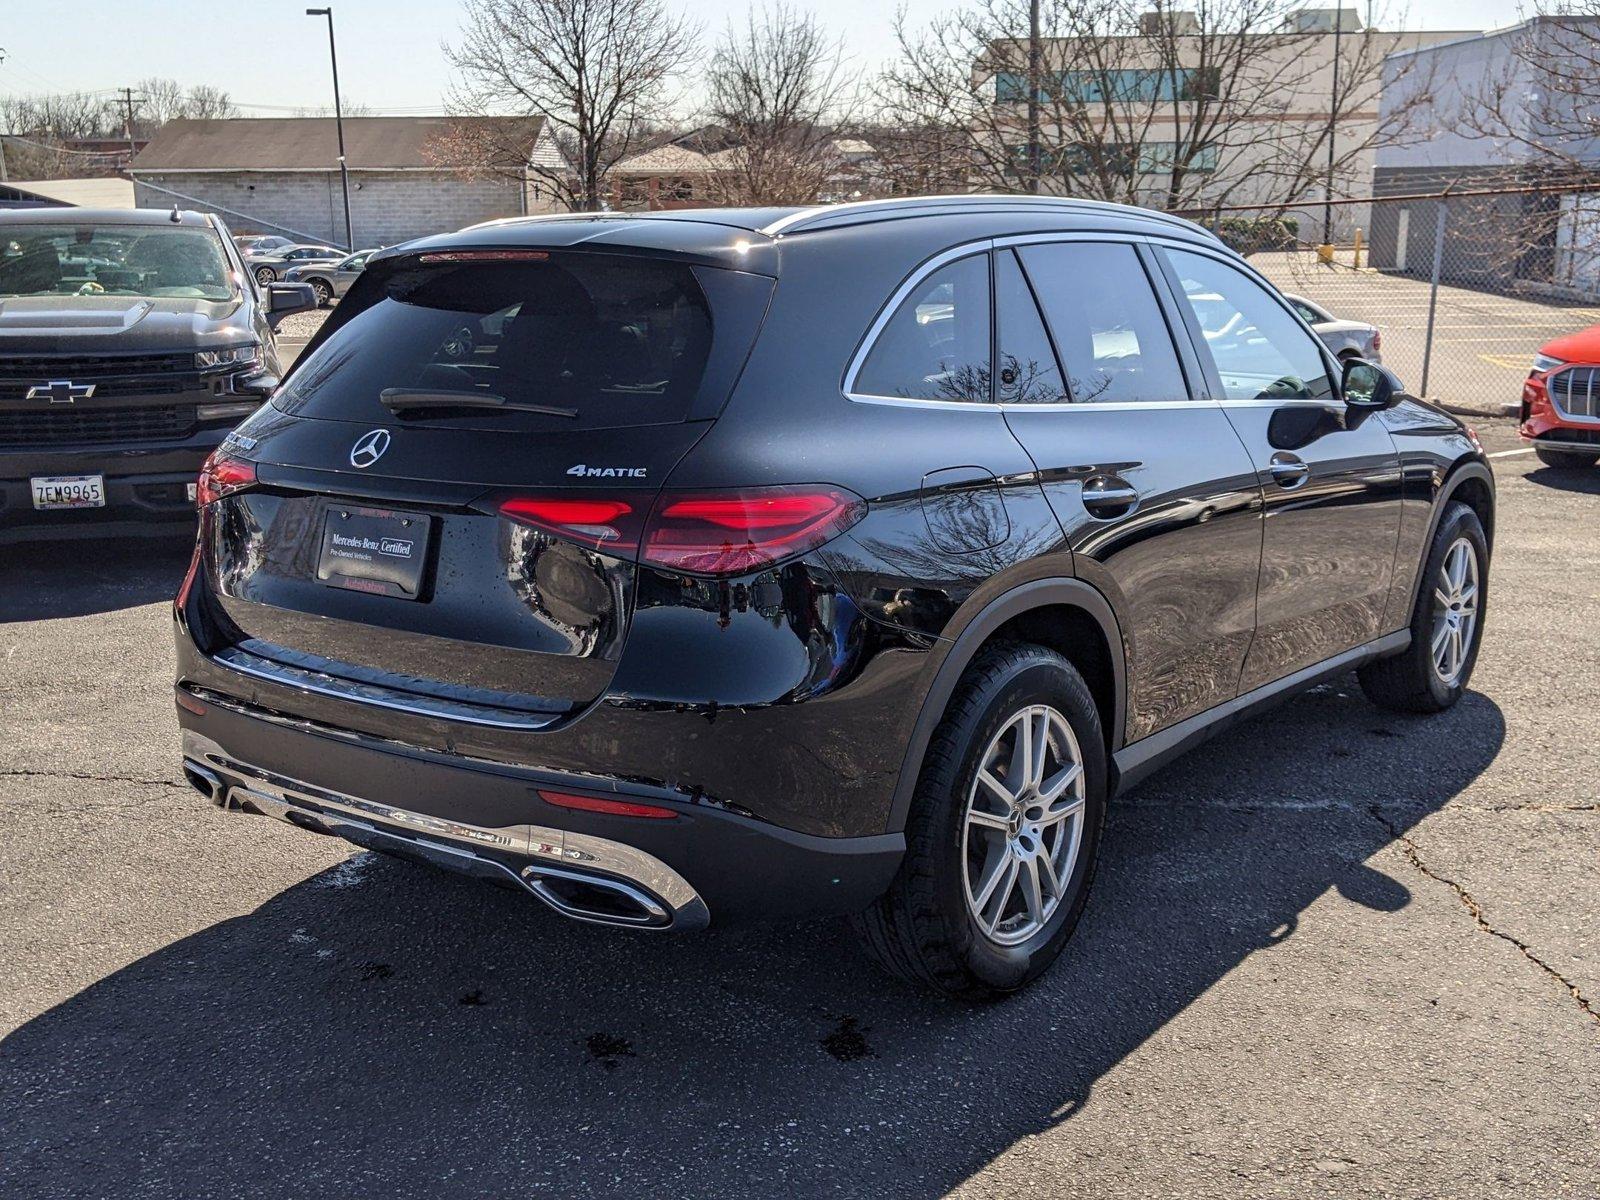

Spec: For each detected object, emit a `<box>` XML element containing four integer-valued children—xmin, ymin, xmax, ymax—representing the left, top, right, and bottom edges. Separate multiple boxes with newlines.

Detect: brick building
<box><xmin>128</xmin><ymin>116</ymin><xmax>564</xmax><ymax>249</ymax></box>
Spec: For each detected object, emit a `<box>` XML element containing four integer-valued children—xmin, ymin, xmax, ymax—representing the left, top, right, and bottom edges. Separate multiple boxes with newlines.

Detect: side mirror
<box><xmin>265</xmin><ymin>281</ymin><xmax>317</xmax><ymax>329</ymax></box>
<box><xmin>1341</xmin><ymin>357</ymin><xmax>1401</xmax><ymax>410</ymax></box>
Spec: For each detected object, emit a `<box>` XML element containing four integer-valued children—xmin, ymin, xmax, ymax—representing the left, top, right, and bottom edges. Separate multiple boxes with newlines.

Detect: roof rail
<box><xmin>759</xmin><ymin>193</ymin><xmax>1211</xmax><ymax>239</ymax></box>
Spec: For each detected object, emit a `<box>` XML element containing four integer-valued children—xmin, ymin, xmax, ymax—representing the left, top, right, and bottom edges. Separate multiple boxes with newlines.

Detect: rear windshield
<box><xmin>275</xmin><ymin>253</ymin><xmax>718</xmax><ymax>431</ymax></box>
<box><xmin>0</xmin><ymin>222</ymin><xmax>236</xmax><ymax>301</ymax></box>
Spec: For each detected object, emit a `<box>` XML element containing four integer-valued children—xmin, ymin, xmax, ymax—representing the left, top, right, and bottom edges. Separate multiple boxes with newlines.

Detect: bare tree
<box><xmin>701</xmin><ymin>4</ymin><xmax>860</xmax><ymax>205</ymax></box>
<box><xmin>873</xmin><ymin>0</ymin><xmax>1434</xmax><ymax>214</ymax></box>
<box><xmin>441</xmin><ymin>0</ymin><xmax>698</xmax><ymax>211</ymax></box>
<box><xmin>133</xmin><ymin>79</ymin><xmax>239</xmax><ymax>135</ymax></box>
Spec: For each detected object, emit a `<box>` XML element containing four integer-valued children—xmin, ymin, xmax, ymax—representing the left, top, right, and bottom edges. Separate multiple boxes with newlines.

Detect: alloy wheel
<box><xmin>1430</xmin><ymin>536</ymin><xmax>1480</xmax><ymax>685</ymax></box>
<box><xmin>961</xmin><ymin>704</ymin><xmax>1086</xmax><ymax>946</ymax></box>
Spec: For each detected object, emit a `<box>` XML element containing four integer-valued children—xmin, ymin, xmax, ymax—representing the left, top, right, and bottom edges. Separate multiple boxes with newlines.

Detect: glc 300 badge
<box><xmin>350</xmin><ymin>428</ymin><xmax>391</xmax><ymax>469</ymax></box>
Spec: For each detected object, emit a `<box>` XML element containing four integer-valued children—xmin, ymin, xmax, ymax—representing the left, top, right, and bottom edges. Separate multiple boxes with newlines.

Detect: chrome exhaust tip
<box><xmin>182</xmin><ymin>759</ymin><xmax>225</xmax><ymax>806</ymax></box>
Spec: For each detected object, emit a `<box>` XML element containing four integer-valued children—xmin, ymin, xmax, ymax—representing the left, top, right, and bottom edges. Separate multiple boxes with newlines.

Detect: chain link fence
<box><xmin>1187</xmin><ymin>184</ymin><xmax>1600</xmax><ymax>413</ymax></box>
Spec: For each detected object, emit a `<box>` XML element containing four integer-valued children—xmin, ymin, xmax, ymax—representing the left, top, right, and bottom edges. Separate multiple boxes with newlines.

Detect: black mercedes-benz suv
<box><xmin>173</xmin><ymin>196</ymin><xmax>1494</xmax><ymax>997</ymax></box>
<box><xmin>0</xmin><ymin>207</ymin><xmax>314</xmax><ymax>543</ymax></box>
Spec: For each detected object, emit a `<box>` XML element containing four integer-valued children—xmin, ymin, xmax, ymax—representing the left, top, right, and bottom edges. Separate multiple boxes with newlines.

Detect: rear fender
<box><xmin>885</xmin><ymin>578</ymin><xmax>1126</xmax><ymax>833</ymax></box>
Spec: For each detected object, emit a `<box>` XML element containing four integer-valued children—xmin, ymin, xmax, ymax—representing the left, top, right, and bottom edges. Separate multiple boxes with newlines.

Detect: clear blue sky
<box><xmin>0</xmin><ymin>0</ymin><xmax>1534</xmax><ymax>115</ymax></box>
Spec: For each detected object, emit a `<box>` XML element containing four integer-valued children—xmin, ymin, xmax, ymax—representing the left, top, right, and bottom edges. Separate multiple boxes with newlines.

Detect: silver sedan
<box><xmin>1284</xmin><ymin>293</ymin><xmax>1382</xmax><ymax>363</ymax></box>
<box><xmin>282</xmin><ymin>250</ymin><xmax>377</xmax><ymax>307</ymax></box>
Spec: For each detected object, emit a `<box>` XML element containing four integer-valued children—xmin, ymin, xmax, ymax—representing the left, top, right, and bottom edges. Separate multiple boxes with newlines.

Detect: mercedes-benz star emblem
<box><xmin>350</xmin><ymin>428</ymin><xmax>391</xmax><ymax>469</ymax></box>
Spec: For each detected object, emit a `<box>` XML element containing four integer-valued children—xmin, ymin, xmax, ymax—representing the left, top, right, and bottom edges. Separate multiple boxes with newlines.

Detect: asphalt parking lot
<box><xmin>1</xmin><ymin>417</ymin><xmax>1596</xmax><ymax>1199</ymax></box>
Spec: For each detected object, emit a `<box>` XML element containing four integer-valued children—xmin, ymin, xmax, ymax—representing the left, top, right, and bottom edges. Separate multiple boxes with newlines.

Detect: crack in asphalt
<box><xmin>0</xmin><ymin>768</ymin><xmax>187</xmax><ymax>790</ymax></box>
<box><xmin>1371</xmin><ymin>806</ymin><xmax>1600</xmax><ymax>1027</ymax></box>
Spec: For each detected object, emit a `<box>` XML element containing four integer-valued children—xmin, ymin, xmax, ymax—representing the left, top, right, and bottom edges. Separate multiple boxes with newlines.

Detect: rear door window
<box><xmin>276</xmin><ymin>253</ymin><xmax>720</xmax><ymax>430</ymax></box>
<box><xmin>853</xmin><ymin>254</ymin><xmax>991</xmax><ymax>403</ymax></box>
<box><xmin>1018</xmin><ymin>242</ymin><xmax>1189</xmax><ymax>404</ymax></box>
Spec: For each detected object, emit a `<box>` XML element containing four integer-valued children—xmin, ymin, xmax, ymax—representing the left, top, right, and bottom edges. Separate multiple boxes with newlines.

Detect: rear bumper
<box><xmin>0</xmin><ymin>430</ymin><xmax>227</xmax><ymax>543</ymax></box>
<box><xmin>177</xmin><ymin>691</ymin><xmax>904</xmax><ymax>928</ymax></box>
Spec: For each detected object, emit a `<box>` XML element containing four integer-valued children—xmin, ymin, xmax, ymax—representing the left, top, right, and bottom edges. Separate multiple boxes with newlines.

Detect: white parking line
<box><xmin>1489</xmin><ymin>448</ymin><xmax>1534</xmax><ymax>459</ymax></box>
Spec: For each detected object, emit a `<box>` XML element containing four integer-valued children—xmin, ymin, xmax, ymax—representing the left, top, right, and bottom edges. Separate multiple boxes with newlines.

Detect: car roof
<box><xmin>391</xmin><ymin>194</ymin><xmax>1218</xmax><ymax>275</ymax></box>
<box><xmin>0</xmin><ymin>206</ymin><xmax>216</xmax><ymax>229</ymax></box>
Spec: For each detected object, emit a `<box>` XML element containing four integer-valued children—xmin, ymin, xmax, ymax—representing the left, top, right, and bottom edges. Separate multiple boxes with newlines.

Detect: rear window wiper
<box><xmin>379</xmin><ymin>388</ymin><xmax>578</xmax><ymax>418</ymax></box>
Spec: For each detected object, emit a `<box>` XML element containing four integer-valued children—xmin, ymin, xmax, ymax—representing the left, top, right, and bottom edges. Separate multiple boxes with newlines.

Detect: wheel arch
<box><xmin>1406</xmin><ymin>457</ymin><xmax>1495</xmax><ymax>616</ymax></box>
<box><xmin>886</xmin><ymin>579</ymin><xmax>1127</xmax><ymax>834</ymax></box>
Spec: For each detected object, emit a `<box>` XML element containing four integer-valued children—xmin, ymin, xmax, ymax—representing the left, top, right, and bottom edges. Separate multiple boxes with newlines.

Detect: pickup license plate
<box><xmin>317</xmin><ymin>505</ymin><xmax>431</xmax><ymax>600</ymax></box>
<box><xmin>31</xmin><ymin>475</ymin><xmax>105</xmax><ymax>510</ymax></box>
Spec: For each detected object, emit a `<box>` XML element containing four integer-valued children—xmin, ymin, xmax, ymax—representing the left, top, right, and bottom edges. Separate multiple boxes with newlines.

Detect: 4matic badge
<box><xmin>566</xmin><ymin>464</ymin><xmax>647</xmax><ymax>479</ymax></box>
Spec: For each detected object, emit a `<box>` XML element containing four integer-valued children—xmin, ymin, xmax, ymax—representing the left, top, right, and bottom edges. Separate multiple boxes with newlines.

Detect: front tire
<box><xmin>853</xmin><ymin>644</ymin><xmax>1107</xmax><ymax>999</ymax></box>
<box><xmin>254</xmin><ymin>265</ymin><xmax>276</xmax><ymax>286</ymax></box>
<box><xmin>309</xmin><ymin>279</ymin><xmax>332</xmax><ymax>307</ymax></box>
<box><xmin>1358</xmin><ymin>501</ymin><xmax>1488</xmax><ymax>713</ymax></box>
<box><xmin>1534</xmin><ymin>447</ymin><xmax>1598</xmax><ymax>469</ymax></box>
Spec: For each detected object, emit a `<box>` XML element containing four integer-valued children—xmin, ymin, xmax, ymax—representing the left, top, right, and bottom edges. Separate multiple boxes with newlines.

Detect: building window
<box><xmin>995</xmin><ymin>68</ymin><xmax>1220</xmax><ymax>105</ymax></box>
<box><xmin>1010</xmin><ymin>140</ymin><xmax>1217</xmax><ymax>176</ymax></box>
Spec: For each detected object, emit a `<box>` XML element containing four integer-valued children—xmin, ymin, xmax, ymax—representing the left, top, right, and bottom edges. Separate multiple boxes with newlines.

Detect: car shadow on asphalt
<box><xmin>0</xmin><ymin>682</ymin><xmax>1505</xmax><ymax>1197</ymax></box>
<box><xmin>1523</xmin><ymin>465</ymin><xmax>1600</xmax><ymax>496</ymax></box>
<box><xmin>0</xmin><ymin>535</ymin><xmax>193</xmax><ymax>622</ymax></box>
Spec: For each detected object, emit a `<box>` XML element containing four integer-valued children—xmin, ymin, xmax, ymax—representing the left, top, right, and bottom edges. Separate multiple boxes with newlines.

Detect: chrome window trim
<box><xmin>842</xmin><ymin>229</ymin><xmax>1345</xmax><ymax>414</ymax></box>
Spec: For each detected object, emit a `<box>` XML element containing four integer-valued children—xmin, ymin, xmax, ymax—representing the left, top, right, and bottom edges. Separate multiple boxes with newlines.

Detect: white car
<box><xmin>1283</xmin><ymin>293</ymin><xmax>1382</xmax><ymax>363</ymax></box>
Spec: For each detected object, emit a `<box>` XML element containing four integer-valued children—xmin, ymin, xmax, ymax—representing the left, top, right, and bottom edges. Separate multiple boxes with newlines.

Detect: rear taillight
<box><xmin>195</xmin><ymin>448</ymin><xmax>256</xmax><ymax>508</ymax></box>
<box><xmin>1371</xmin><ymin>330</ymin><xmax>1381</xmax><ymax>353</ymax></box>
<box><xmin>497</xmin><ymin>485</ymin><xmax>866</xmax><ymax>577</ymax></box>
<box><xmin>644</xmin><ymin>487</ymin><xmax>865</xmax><ymax>575</ymax></box>
<box><xmin>497</xmin><ymin>497</ymin><xmax>643</xmax><ymax>550</ymax></box>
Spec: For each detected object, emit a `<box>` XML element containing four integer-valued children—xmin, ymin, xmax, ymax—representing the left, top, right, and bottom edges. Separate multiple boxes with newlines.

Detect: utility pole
<box><xmin>0</xmin><ymin>48</ymin><xmax>9</xmax><ymax>183</ymax></box>
<box><xmin>307</xmin><ymin>6</ymin><xmax>355</xmax><ymax>250</ymax></box>
<box><xmin>119</xmin><ymin>87</ymin><xmax>139</xmax><ymax>162</ymax></box>
<box><xmin>1026</xmin><ymin>0</ymin><xmax>1042</xmax><ymax>194</ymax></box>
<box><xmin>1320</xmin><ymin>10</ymin><xmax>1346</xmax><ymax>255</ymax></box>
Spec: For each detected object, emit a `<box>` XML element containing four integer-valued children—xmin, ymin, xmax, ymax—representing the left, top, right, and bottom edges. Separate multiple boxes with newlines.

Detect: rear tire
<box><xmin>1358</xmin><ymin>501</ymin><xmax>1487</xmax><ymax>713</ymax></box>
<box><xmin>1535</xmin><ymin>447</ymin><xmax>1598</xmax><ymax>469</ymax></box>
<box><xmin>853</xmin><ymin>643</ymin><xmax>1107</xmax><ymax>999</ymax></box>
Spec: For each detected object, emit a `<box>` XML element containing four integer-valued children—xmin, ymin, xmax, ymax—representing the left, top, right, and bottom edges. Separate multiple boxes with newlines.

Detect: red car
<box><xmin>1521</xmin><ymin>324</ymin><xmax>1600</xmax><ymax>467</ymax></box>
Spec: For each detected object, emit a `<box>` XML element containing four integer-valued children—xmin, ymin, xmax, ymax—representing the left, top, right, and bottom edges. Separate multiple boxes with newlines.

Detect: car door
<box><xmin>998</xmin><ymin>238</ymin><xmax>1265</xmax><ymax>744</ymax></box>
<box><xmin>1155</xmin><ymin>244</ymin><xmax>1403</xmax><ymax>691</ymax></box>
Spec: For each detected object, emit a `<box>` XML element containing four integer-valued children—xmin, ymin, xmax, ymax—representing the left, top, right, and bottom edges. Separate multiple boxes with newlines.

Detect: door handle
<box><xmin>1268</xmin><ymin>453</ymin><xmax>1311</xmax><ymax>489</ymax></box>
<box><xmin>1080</xmin><ymin>474</ymin><xmax>1139</xmax><ymax>519</ymax></box>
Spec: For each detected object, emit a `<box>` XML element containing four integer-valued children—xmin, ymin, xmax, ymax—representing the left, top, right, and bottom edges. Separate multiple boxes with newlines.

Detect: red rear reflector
<box><xmin>417</xmin><ymin>250</ymin><xmax>550</xmax><ymax>264</ymax></box>
<box><xmin>538</xmin><ymin>789</ymin><xmax>677</xmax><ymax>820</ymax></box>
<box><xmin>195</xmin><ymin>449</ymin><xmax>256</xmax><ymax>507</ymax></box>
<box><xmin>175</xmin><ymin>691</ymin><xmax>208</xmax><ymax>716</ymax></box>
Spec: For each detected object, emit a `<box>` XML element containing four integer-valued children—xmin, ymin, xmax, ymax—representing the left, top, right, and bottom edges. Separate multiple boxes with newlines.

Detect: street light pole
<box><xmin>307</xmin><ymin>6</ymin><xmax>354</xmax><ymax>250</ymax></box>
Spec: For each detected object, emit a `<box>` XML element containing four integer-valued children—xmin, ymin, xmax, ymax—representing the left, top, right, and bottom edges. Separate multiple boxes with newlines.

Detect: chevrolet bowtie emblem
<box><xmin>26</xmin><ymin>380</ymin><xmax>96</xmax><ymax>404</ymax></box>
